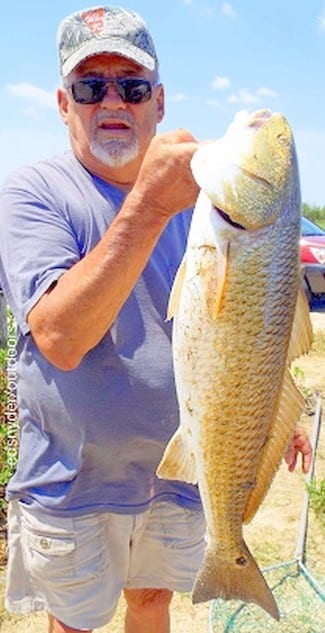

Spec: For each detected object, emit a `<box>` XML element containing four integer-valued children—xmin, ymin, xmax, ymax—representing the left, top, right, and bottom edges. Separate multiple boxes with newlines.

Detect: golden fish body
<box><xmin>157</xmin><ymin>110</ymin><xmax>312</xmax><ymax>620</ymax></box>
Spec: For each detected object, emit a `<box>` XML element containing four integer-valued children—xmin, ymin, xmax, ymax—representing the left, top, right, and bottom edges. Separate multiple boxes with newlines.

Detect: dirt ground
<box><xmin>0</xmin><ymin>311</ymin><xmax>324</xmax><ymax>632</ymax></box>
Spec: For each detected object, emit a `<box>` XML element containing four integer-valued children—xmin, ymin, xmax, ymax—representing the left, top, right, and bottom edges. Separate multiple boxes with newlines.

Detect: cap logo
<box><xmin>81</xmin><ymin>9</ymin><xmax>105</xmax><ymax>35</ymax></box>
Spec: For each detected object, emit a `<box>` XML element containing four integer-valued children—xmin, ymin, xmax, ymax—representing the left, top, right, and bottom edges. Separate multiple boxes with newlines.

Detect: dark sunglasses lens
<box><xmin>72</xmin><ymin>79</ymin><xmax>105</xmax><ymax>104</ymax></box>
<box><xmin>71</xmin><ymin>78</ymin><xmax>153</xmax><ymax>104</ymax></box>
<box><xmin>121</xmin><ymin>79</ymin><xmax>152</xmax><ymax>103</ymax></box>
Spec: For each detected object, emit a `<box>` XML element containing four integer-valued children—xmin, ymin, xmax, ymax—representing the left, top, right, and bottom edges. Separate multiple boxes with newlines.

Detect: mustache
<box><xmin>92</xmin><ymin>110</ymin><xmax>136</xmax><ymax>127</ymax></box>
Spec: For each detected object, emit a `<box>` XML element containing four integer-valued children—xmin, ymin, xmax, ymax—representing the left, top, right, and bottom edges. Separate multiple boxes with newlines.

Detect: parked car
<box><xmin>300</xmin><ymin>216</ymin><xmax>325</xmax><ymax>304</ymax></box>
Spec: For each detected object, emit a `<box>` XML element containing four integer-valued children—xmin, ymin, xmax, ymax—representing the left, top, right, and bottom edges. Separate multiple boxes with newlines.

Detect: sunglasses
<box><xmin>67</xmin><ymin>77</ymin><xmax>157</xmax><ymax>105</ymax></box>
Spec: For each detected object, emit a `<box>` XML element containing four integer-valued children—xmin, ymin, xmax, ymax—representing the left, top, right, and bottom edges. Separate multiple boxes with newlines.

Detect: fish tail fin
<box><xmin>192</xmin><ymin>541</ymin><xmax>280</xmax><ymax>621</ymax></box>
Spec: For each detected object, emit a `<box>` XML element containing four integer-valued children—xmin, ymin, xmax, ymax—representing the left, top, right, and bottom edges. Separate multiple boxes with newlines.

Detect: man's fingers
<box><xmin>285</xmin><ymin>426</ymin><xmax>313</xmax><ymax>474</ymax></box>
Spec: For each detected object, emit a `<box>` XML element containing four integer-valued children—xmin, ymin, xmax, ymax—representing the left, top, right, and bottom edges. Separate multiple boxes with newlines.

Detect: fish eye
<box><xmin>277</xmin><ymin>134</ymin><xmax>289</xmax><ymax>146</ymax></box>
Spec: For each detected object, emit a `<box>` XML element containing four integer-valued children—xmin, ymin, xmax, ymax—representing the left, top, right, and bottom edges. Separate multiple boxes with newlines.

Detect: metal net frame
<box><xmin>209</xmin><ymin>397</ymin><xmax>324</xmax><ymax>632</ymax></box>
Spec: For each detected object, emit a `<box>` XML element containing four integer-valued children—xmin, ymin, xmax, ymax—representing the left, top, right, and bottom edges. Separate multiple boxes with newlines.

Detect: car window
<box><xmin>301</xmin><ymin>217</ymin><xmax>325</xmax><ymax>236</ymax></box>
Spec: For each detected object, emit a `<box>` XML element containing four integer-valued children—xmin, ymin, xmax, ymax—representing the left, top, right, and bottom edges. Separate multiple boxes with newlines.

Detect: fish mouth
<box><xmin>214</xmin><ymin>207</ymin><xmax>247</xmax><ymax>230</ymax></box>
<box><xmin>212</xmin><ymin>168</ymin><xmax>273</xmax><ymax>231</ymax></box>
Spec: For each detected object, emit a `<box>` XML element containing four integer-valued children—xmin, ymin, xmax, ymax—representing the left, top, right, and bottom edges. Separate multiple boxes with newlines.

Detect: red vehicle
<box><xmin>300</xmin><ymin>217</ymin><xmax>325</xmax><ymax>304</ymax></box>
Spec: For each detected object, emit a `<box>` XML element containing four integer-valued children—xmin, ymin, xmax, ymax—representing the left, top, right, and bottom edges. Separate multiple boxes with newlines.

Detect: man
<box><xmin>0</xmin><ymin>6</ymin><xmax>312</xmax><ymax>633</ymax></box>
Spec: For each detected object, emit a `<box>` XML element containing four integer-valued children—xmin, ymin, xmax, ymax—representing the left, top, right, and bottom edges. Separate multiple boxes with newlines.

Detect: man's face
<box><xmin>58</xmin><ymin>54</ymin><xmax>164</xmax><ymax>183</ymax></box>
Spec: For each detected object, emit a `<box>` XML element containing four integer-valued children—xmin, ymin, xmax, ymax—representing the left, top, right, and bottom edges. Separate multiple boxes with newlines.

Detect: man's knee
<box><xmin>124</xmin><ymin>587</ymin><xmax>173</xmax><ymax>616</ymax></box>
<box><xmin>48</xmin><ymin>613</ymin><xmax>92</xmax><ymax>633</ymax></box>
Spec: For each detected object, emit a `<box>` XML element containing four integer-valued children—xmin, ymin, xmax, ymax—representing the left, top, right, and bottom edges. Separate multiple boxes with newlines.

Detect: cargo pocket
<box><xmin>22</xmin><ymin>526</ymin><xmax>76</xmax><ymax>582</ymax></box>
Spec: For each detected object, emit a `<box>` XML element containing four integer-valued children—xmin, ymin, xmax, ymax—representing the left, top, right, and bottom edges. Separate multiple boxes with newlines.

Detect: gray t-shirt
<box><xmin>0</xmin><ymin>151</ymin><xmax>201</xmax><ymax>516</ymax></box>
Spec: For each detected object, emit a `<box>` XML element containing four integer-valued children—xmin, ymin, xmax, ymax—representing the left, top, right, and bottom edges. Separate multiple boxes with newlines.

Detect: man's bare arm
<box><xmin>27</xmin><ymin>130</ymin><xmax>199</xmax><ymax>370</ymax></box>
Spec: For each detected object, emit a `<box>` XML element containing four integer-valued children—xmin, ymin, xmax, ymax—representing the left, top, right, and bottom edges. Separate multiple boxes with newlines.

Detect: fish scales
<box><xmin>157</xmin><ymin>109</ymin><xmax>313</xmax><ymax>621</ymax></box>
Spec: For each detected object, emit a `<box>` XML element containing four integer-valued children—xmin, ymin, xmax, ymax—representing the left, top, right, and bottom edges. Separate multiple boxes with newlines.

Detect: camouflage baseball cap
<box><xmin>57</xmin><ymin>5</ymin><xmax>159</xmax><ymax>78</ymax></box>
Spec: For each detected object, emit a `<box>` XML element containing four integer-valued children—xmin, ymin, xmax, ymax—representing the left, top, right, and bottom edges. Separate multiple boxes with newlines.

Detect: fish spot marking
<box><xmin>235</xmin><ymin>556</ymin><xmax>248</xmax><ymax>566</ymax></box>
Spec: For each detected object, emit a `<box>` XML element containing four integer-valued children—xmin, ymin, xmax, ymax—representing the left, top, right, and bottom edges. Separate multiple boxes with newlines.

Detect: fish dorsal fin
<box><xmin>156</xmin><ymin>428</ymin><xmax>198</xmax><ymax>485</ymax></box>
<box><xmin>206</xmin><ymin>240</ymin><xmax>230</xmax><ymax>319</ymax></box>
<box><xmin>243</xmin><ymin>367</ymin><xmax>305</xmax><ymax>523</ymax></box>
<box><xmin>167</xmin><ymin>255</ymin><xmax>187</xmax><ymax>321</ymax></box>
<box><xmin>287</xmin><ymin>286</ymin><xmax>313</xmax><ymax>363</ymax></box>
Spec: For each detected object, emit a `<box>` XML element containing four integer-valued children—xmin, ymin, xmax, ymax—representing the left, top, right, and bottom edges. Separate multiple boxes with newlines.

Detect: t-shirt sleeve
<box><xmin>0</xmin><ymin>166</ymin><xmax>81</xmax><ymax>334</ymax></box>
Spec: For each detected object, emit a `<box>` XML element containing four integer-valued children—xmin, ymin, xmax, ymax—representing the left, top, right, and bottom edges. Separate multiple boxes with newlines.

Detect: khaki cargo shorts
<box><xmin>5</xmin><ymin>499</ymin><xmax>205</xmax><ymax>630</ymax></box>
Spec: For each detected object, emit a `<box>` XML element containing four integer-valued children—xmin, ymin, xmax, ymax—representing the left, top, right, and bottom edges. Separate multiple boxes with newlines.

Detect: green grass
<box><xmin>308</xmin><ymin>479</ymin><xmax>325</xmax><ymax>530</ymax></box>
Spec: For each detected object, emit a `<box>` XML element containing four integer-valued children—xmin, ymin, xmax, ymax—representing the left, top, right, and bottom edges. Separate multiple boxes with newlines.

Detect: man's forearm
<box><xmin>27</xmin><ymin>190</ymin><xmax>169</xmax><ymax>370</ymax></box>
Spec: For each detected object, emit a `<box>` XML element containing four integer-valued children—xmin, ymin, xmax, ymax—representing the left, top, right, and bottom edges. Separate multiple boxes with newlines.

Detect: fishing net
<box><xmin>209</xmin><ymin>398</ymin><xmax>325</xmax><ymax>633</ymax></box>
<box><xmin>209</xmin><ymin>561</ymin><xmax>325</xmax><ymax>632</ymax></box>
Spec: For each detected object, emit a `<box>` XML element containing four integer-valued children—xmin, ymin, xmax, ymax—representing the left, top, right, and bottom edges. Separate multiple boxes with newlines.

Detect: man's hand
<box><xmin>134</xmin><ymin>129</ymin><xmax>200</xmax><ymax>218</ymax></box>
<box><xmin>284</xmin><ymin>425</ymin><xmax>313</xmax><ymax>474</ymax></box>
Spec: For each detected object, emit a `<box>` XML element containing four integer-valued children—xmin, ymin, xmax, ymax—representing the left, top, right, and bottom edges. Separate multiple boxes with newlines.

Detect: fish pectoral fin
<box><xmin>156</xmin><ymin>428</ymin><xmax>198</xmax><ymax>485</ymax></box>
<box><xmin>243</xmin><ymin>367</ymin><xmax>305</xmax><ymax>523</ymax></box>
<box><xmin>166</xmin><ymin>255</ymin><xmax>187</xmax><ymax>320</ymax></box>
<box><xmin>206</xmin><ymin>240</ymin><xmax>229</xmax><ymax>319</ymax></box>
<box><xmin>287</xmin><ymin>286</ymin><xmax>313</xmax><ymax>364</ymax></box>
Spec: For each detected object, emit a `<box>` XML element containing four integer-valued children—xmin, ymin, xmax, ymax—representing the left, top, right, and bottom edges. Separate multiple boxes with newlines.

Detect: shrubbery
<box><xmin>302</xmin><ymin>203</ymin><xmax>325</xmax><ymax>229</ymax></box>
